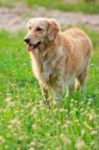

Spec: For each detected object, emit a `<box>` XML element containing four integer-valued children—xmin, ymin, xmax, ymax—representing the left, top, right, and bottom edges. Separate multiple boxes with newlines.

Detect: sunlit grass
<box><xmin>0</xmin><ymin>0</ymin><xmax>99</xmax><ymax>13</ymax></box>
<box><xmin>25</xmin><ymin>0</ymin><xmax>99</xmax><ymax>14</ymax></box>
<box><xmin>0</xmin><ymin>28</ymin><xmax>99</xmax><ymax>149</ymax></box>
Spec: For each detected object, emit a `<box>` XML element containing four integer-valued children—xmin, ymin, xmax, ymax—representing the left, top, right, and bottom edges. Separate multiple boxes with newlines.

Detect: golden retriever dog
<box><xmin>24</xmin><ymin>18</ymin><xmax>92</xmax><ymax>102</ymax></box>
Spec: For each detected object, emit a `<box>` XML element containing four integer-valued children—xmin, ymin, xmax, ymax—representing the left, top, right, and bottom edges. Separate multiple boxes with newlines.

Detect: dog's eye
<box><xmin>29</xmin><ymin>26</ymin><xmax>31</xmax><ymax>30</ymax></box>
<box><xmin>36</xmin><ymin>27</ymin><xmax>43</xmax><ymax>31</ymax></box>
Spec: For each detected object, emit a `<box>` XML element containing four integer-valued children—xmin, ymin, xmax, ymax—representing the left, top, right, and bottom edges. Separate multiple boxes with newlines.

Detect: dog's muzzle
<box><xmin>24</xmin><ymin>38</ymin><xmax>41</xmax><ymax>51</ymax></box>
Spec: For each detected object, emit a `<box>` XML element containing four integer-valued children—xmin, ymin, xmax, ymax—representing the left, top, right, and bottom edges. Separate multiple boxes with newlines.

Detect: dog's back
<box><xmin>63</xmin><ymin>28</ymin><xmax>92</xmax><ymax>55</ymax></box>
<box><xmin>62</xmin><ymin>28</ymin><xmax>93</xmax><ymax>94</ymax></box>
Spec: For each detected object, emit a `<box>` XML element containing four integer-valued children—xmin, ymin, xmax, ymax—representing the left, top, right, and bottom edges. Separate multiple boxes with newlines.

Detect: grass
<box><xmin>25</xmin><ymin>0</ymin><xmax>99</xmax><ymax>14</ymax></box>
<box><xmin>0</xmin><ymin>28</ymin><xmax>99</xmax><ymax>150</ymax></box>
<box><xmin>0</xmin><ymin>0</ymin><xmax>99</xmax><ymax>13</ymax></box>
<box><xmin>0</xmin><ymin>0</ymin><xmax>18</xmax><ymax>7</ymax></box>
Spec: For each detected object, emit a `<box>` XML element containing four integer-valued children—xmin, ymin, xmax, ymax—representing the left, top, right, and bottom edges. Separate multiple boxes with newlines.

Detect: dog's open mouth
<box><xmin>27</xmin><ymin>41</ymin><xmax>41</xmax><ymax>51</ymax></box>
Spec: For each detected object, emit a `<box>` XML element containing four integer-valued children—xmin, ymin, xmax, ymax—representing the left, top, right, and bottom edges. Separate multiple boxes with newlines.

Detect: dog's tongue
<box><xmin>27</xmin><ymin>44</ymin><xmax>34</xmax><ymax>51</ymax></box>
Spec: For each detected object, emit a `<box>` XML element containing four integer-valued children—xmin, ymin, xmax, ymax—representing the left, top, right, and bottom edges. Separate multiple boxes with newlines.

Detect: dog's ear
<box><xmin>26</xmin><ymin>19</ymin><xmax>32</xmax><ymax>29</ymax></box>
<box><xmin>26</xmin><ymin>22</ymin><xmax>29</xmax><ymax>30</ymax></box>
<box><xmin>47</xmin><ymin>19</ymin><xmax>60</xmax><ymax>41</ymax></box>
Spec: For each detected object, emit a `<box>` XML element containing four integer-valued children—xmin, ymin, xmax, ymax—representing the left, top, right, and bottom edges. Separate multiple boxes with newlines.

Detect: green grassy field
<box><xmin>0</xmin><ymin>0</ymin><xmax>99</xmax><ymax>13</ymax></box>
<box><xmin>0</xmin><ymin>28</ymin><xmax>99</xmax><ymax>150</ymax></box>
<box><xmin>26</xmin><ymin>0</ymin><xmax>99</xmax><ymax>14</ymax></box>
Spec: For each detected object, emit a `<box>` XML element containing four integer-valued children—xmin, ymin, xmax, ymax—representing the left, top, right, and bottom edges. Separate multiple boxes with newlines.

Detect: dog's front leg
<box><xmin>53</xmin><ymin>88</ymin><xmax>62</xmax><ymax>102</ymax></box>
<box><xmin>66</xmin><ymin>84</ymin><xmax>74</xmax><ymax>97</ymax></box>
<box><xmin>41</xmin><ymin>86</ymin><xmax>49</xmax><ymax>104</ymax></box>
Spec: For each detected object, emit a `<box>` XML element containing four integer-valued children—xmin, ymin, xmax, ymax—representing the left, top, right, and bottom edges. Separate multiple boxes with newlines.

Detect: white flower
<box><xmin>30</xmin><ymin>141</ymin><xmax>36</xmax><ymax>146</ymax></box>
<box><xmin>32</xmin><ymin>124</ymin><xmax>37</xmax><ymax>130</ymax></box>
<box><xmin>75</xmin><ymin>138</ymin><xmax>85</xmax><ymax>150</ymax></box>
<box><xmin>5</xmin><ymin>96</ymin><xmax>12</xmax><ymax>102</ymax></box>
<box><xmin>31</xmin><ymin>107</ymin><xmax>37</xmax><ymax>115</ymax></box>
<box><xmin>0</xmin><ymin>136</ymin><xmax>5</xmax><ymax>144</ymax></box>
<box><xmin>60</xmin><ymin>134</ymin><xmax>71</xmax><ymax>145</ymax></box>
<box><xmin>28</xmin><ymin>148</ymin><xmax>35</xmax><ymax>150</ymax></box>
<box><xmin>10</xmin><ymin>119</ymin><xmax>21</xmax><ymax>126</ymax></box>
<box><xmin>8</xmin><ymin>119</ymin><xmax>21</xmax><ymax>130</ymax></box>
<box><xmin>25</xmin><ymin>103</ymin><xmax>31</xmax><ymax>109</ymax></box>
<box><xmin>91</xmin><ymin>130</ymin><xmax>97</xmax><ymax>135</ymax></box>
<box><xmin>5</xmin><ymin>96</ymin><xmax>15</xmax><ymax>107</ymax></box>
<box><xmin>88</xmin><ymin>113</ymin><xmax>96</xmax><ymax>120</ymax></box>
<box><xmin>59</xmin><ymin>108</ymin><xmax>67</xmax><ymax>112</ymax></box>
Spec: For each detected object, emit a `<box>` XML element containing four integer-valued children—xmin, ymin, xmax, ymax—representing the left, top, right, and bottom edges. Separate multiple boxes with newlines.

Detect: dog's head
<box><xmin>24</xmin><ymin>18</ymin><xmax>60</xmax><ymax>51</ymax></box>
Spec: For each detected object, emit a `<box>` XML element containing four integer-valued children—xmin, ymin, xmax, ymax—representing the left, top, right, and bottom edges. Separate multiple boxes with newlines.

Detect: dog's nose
<box><xmin>24</xmin><ymin>38</ymin><xmax>30</xmax><ymax>43</ymax></box>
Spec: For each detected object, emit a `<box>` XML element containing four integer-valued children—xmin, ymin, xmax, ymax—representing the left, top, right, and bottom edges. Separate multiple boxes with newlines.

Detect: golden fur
<box><xmin>24</xmin><ymin>18</ymin><xmax>93</xmax><ymax>101</ymax></box>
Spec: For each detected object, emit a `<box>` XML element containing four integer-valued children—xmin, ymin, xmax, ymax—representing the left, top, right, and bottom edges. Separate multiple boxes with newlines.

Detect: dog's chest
<box><xmin>31</xmin><ymin>46</ymin><xmax>65</xmax><ymax>87</ymax></box>
<box><xmin>41</xmin><ymin>58</ymin><xmax>55</xmax><ymax>81</ymax></box>
<box><xmin>40</xmin><ymin>47</ymin><xmax>65</xmax><ymax>85</ymax></box>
